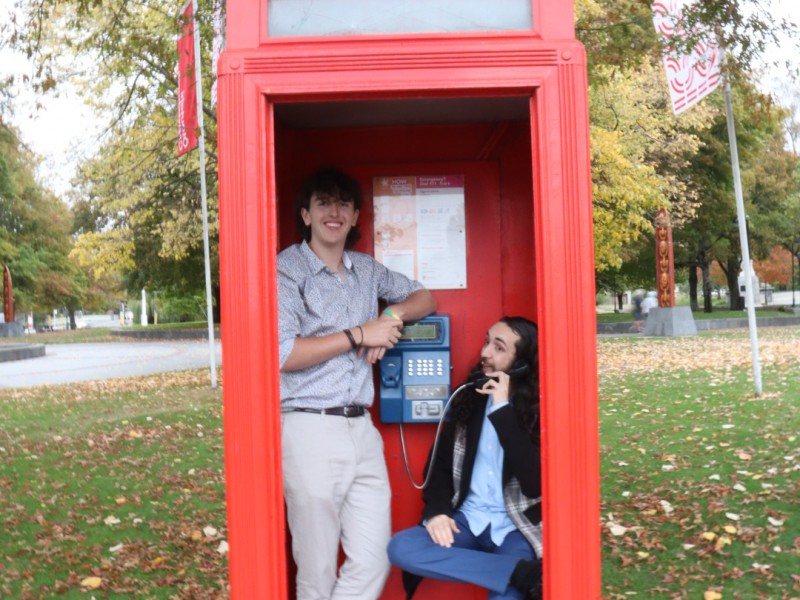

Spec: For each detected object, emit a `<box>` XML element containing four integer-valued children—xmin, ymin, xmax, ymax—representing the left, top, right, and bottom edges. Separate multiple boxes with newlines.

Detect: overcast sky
<box><xmin>1</xmin><ymin>41</ymin><xmax>102</xmax><ymax>197</ymax></box>
<box><xmin>1</xmin><ymin>0</ymin><xmax>798</xmax><ymax>198</ymax></box>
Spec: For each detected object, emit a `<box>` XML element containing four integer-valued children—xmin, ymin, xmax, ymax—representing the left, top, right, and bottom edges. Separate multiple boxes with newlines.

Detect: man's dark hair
<box><xmin>294</xmin><ymin>168</ymin><xmax>363</xmax><ymax>248</ymax></box>
<box><xmin>452</xmin><ymin>316</ymin><xmax>541</xmax><ymax>437</ymax></box>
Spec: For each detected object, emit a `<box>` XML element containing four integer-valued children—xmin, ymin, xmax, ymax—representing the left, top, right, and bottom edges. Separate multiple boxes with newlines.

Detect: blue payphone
<box><xmin>379</xmin><ymin>314</ymin><xmax>451</xmax><ymax>423</ymax></box>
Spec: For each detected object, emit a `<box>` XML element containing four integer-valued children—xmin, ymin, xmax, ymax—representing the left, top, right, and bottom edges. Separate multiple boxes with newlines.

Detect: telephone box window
<box><xmin>267</xmin><ymin>0</ymin><xmax>533</xmax><ymax>37</ymax></box>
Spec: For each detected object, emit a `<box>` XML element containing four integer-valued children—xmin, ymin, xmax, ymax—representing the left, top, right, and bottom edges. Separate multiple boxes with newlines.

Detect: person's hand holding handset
<box><xmin>476</xmin><ymin>370</ymin><xmax>511</xmax><ymax>406</ymax></box>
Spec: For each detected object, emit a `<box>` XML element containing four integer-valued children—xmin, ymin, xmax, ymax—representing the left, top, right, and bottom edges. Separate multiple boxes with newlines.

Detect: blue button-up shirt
<box><xmin>460</xmin><ymin>398</ymin><xmax>516</xmax><ymax>546</ymax></box>
<box><xmin>277</xmin><ymin>241</ymin><xmax>423</xmax><ymax>410</ymax></box>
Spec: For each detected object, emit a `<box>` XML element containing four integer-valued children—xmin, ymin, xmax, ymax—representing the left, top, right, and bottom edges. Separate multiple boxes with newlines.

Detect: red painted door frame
<box><xmin>217</xmin><ymin>3</ymin><xmax>599</xmax><ymax>598</ymax></box>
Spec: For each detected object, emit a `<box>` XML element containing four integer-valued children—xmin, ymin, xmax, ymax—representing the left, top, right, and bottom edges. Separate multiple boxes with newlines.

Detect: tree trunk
<box><xmin>616</xmin><ymin>292</ymin><xmax>624</xmax><ymax>312</ymax></box>
<box><xmin>213</xmin><ymin>285</ymin><xmax>221</xmax><ymax>324</ymax></box>
<box><xmin>702</xmin><ymin>263</ymin><xmax>713</xmax><ymax>312</ymax></box>
<box><xmin>699</xmin><ymin>240</ymin><xmax>713</xmax><ymax>313</ymax></box>
<box><xmin>67</xmin><ymin>306</ymin><xmax>77</xmax><ymax>330</ymax></box>
<box><xmin>688</xmin><ymin>263</ymin><xmax>698</xmax><ymax>311</ymax></box>
<box><xmin>724</xmin><ymin>256</ymin><xmax>742</xmax><ymax>310</ymax></box>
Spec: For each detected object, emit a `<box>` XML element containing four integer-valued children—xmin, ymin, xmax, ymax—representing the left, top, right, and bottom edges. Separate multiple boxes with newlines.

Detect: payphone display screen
<box><xmin>400</xmin><ymin>322</ymin><xmax>439</xmax><ymax>342</ymax></box>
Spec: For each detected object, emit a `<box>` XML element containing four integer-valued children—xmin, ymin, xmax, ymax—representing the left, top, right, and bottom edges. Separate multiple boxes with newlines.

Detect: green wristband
<box><xmin>382</xmin><ymin>308</ymin><xmax>401</xmax><ymax>321</ymax></box>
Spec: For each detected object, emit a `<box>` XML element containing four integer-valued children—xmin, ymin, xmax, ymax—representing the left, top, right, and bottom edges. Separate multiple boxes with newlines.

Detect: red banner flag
<box><xmin>652</xmin><ymin>0</ymin><xmax>721</xmax><ymax>115</ymax></box>
<box><xmin>177</xmin><ymin>1</ymin><xmax>198</xmax><ymax>156</ymax></box>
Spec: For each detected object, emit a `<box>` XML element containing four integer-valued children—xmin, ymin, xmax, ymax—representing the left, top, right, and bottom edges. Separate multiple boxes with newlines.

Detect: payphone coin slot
<box><xmin>411</xmin><ymin>400</ymin><xmax>444</xmax><ymax>420</ymax></box>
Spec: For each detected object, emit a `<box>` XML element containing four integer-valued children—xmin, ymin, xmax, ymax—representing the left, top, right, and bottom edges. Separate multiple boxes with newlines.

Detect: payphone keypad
<box><xmin>408</xmin><ymin>358</ymin><xmax>444</xmax><ymax>378</ymax></box>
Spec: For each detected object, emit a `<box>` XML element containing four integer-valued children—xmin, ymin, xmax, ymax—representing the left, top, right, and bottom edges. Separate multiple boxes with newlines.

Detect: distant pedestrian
<box><xmin>641</xmin><ymin>291</ymin><xmax>657</xmax><ymax>318</ymax></box>
<box><xmin>630</xmin><ymin>290</ymin><xmax>644</xmax><ymax>332</ymax></box>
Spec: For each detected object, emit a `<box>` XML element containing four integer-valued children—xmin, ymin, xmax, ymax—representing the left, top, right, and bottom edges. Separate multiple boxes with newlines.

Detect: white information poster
<box><xmin>373</xmin><ymin>175</ymin><xmax>467</xmax><ymax>289</ymax></box>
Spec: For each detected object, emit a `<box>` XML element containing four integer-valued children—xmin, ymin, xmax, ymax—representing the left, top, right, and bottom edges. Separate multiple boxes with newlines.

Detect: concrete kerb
<box><xmin>109</xmin><ymin>328</ymin><xmax>220</xmax><ymax>340</ymax></box>
<box><xmin>597</xmin><ymin>315</ymin><xmax>800</xmax><ymax>335</ymax></box>
<box><xmin>0</xmin><ymin>344</ymin><xmax>46</xmax><ymax>363</ymax></box>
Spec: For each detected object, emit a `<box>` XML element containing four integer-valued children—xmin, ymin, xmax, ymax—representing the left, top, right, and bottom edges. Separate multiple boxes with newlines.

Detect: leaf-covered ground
<box><xmin>599</xmin><ymin>327</ymin><xmax>800</xmax><ymax>599</ymax></box>
<box><xmin>0</xmin><ymin>371</ymin><xmax>227</xmax><ymax>599</ymax></box>
<box><xmin>1</xmin><ymin>327</ymin><xmax>798</xmax><ymax>598</ymax></box>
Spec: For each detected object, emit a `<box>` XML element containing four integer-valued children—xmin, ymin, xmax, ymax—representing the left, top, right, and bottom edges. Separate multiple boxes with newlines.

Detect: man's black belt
<box><xmin>291</xmin><ymin>406</ymin><xmax>366</xmax><ymax>418</ymax></box>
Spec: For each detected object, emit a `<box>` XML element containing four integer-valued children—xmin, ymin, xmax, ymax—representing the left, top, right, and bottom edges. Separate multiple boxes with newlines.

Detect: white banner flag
<box><xmin>653</xmin><ymin>0</ymin><xmax>721</xmax><ymax>114</ymax></box>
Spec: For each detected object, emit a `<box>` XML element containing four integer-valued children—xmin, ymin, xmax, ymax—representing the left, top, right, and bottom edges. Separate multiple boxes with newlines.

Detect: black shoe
<box><xmin>401</xmin><ymin>570</ymin><xmax>423</xmax><ymax>600</ymax></box>
<box><xmin>510</xmin><ymin>559</ymin><xmax>542</xmax><ymax>600</ymax></box>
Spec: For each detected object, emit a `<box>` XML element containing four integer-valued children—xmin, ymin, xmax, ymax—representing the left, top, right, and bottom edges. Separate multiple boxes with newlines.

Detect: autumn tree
<box><xmin>677</xmin><ymin>83</ymin><xmax>799</xmax><ymax>311</ymax></box>
<box><xmin>578</xmin><ymin>0</ymin><xmax>798</xmax><ymax>304</ymax></box>
<box><xmin>589</xmin><ymin>62</ymin><xmax>715</xmax><ymax>273</ymax></box>
<box><xmin>9</xmin><ymin>0</ymin><xmax>222</xmax><ymax>320</ymax></box>
<box><xmin>9</xmin><ymin>0</ymin><xmax>798</xmax><ymax>317</ymax></box>
<box><xmin>754</xmin><ymin>247</ymin><xmax>793</xmax><ymax>288</ymax></box>
<box><xmin>0</xmin><ymin>118</ymin><xmax>86</xmax><ymax>322</ymax></box>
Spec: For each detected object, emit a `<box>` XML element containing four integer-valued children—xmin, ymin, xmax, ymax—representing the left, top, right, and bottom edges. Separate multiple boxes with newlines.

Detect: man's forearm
<box><xmin>281</xmin><ymin>332</ymin><xmax>354</xmax><ymax>372</ymax></box>
<box><xmin>386</xmin><ymin>289</ymin><xmax>437</xmax><ymax>322</ymax></box>
<box><xmin>282</xmin><ymin>290</ymin><xmax>434</xmax><ymax>372</ymax></box>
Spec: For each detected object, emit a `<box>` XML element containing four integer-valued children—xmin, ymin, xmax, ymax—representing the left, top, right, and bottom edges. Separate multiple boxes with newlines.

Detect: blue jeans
<box><xmin>388</xmin><ymin>511</ymin><xmax>536</xmax><ymax>600</ymax></box>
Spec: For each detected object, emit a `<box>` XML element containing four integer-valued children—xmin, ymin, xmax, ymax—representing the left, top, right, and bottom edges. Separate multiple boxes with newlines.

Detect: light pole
<box><xmin>732</xmin><ymin>215</ymin><xmax>752</xmax><ymax>310</ymax></box>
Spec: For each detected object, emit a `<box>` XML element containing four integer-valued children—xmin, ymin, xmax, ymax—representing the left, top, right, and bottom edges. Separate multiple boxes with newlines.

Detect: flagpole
<box><xmin>724</xmin><ymin>78</ymin><xmax>762</xmax><ymax>396</ymax></box>
<box><xmin>191</xmin><ymin>0</ymin><xmax>218</xmax><ymax>389</ymax></box>
<box><xmin>652</xmin><ymin>1</ymin><xmax>762</xmax><ymax>396</ymax></box>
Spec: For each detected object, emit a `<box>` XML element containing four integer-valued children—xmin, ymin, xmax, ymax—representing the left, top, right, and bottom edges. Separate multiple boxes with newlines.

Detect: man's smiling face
<box><xmin>302</xmin><ymin>193</ymin><xmax>360</xmax><ymax>249</ymax></box>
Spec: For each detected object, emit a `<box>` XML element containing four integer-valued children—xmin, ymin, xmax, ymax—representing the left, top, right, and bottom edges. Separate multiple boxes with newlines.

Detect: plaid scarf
<box><xmin>451</xmin><ymin>424</ymin><xmax>543</xmax><ymax>559</ymax></box>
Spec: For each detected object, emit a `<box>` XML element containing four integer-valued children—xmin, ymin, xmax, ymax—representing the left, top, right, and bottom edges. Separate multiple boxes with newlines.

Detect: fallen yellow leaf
<box><xmin>723</xmin><ymin>525</ymin><xmax>737</xmax><ymax>535</ymax></box>
<box><xmin>191</xmin><ymin>530</ymin><xmax>203</xmax><ymax>541</ymax></box>
<box><xmin>80</xmin><ymin>576</ymin><xmax>102</xmax><ymax>589</ymax></box>
<box><xmin>636</xmin><ymin>551</ymin><xmax>650</xmax><ymax>559</ymax></box>
<box><xmin>704</xmin><ymin>592</ymin><xmax>722</xmax><ymax>600</ymax></box>
<box><xmin>129</xmin><ymin>430</ymin><xmax>142</xmax><ymax>439</ymax></box>
<box><xmin>715</xmin><ymin>535</ymin><xmax>732</xmax><ymax>550</ymax></box>
<box><xmin>701</xmin><ymin>532</ymin><xmax>717</xmax><ymax>541</ymax></box>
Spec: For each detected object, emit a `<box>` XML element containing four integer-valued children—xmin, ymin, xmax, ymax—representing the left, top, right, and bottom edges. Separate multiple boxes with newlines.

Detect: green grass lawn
<box><xmin>598</xmin><ymin>327</ymin><xmax>800</xmax><ymax>599</ymax></box>
<box><xmin>0</xmin><ymin>371</ymin><xmax>226</xmax><ymax>599</ymax></box>
<box><xmin>0</xmin><ymin>328</ymin><xmax>118</xmax><ymax>344</ymax></box>
<box><xmin>0</xmin><ymin>322</ymin><xmax>220</xmax><ymax>345</ymax></box>
<box><xmin>597</xmin><ymin>308</ymin><xmax>796</xmax><ymax>323</ymax></box>
<box><xmin>1</xmin><ymin>329</ymin><xmax>798</xmax><ymax>598</ymax></box>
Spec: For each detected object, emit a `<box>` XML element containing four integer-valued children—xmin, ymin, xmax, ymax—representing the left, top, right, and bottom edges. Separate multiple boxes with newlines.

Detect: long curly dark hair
<box><xmin>451</xmin><ymin>316</ymin><xmax>540</xmax><ymax>438</ymax></box>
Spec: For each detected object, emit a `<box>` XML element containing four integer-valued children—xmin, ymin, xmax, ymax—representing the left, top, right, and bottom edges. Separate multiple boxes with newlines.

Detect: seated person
<box><xmin>388</xmin><ymin>316</ymin><xmax>543</xmax><ymax>600</ymax></box>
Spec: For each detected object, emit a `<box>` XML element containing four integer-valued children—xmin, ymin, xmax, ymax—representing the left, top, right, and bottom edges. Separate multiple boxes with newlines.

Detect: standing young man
<box><xmin>278</xmin><ymin>168</ymin><xmax>437</xmax><ymax>600</ymax></box>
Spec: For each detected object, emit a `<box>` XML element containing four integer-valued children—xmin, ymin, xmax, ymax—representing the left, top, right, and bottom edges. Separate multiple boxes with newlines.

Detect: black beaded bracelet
<box><xmin>343</xmin><ymin>328</ymin><xmax>358</xmax><ymax>350</ymax></box>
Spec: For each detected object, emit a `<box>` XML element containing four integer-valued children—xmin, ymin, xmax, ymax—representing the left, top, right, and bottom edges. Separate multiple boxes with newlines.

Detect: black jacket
<box><xmin>403</xmin><ymin>397</ymin><xmax>542</xmax><ymax>599</ymax></box>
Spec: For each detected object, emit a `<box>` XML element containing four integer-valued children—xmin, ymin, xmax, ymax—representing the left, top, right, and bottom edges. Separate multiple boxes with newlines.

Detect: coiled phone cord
<box><xmin>398</xmin><ymin>382</ymin><xmax>472</xmax><ymax>490</ymax></box>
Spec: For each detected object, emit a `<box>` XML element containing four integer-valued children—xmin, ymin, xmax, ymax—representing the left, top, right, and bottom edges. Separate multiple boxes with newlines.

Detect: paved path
<box><xmin>0</xmin><ymin>341</ymin><xmax>222</xmax><ymax>389</ymax></box>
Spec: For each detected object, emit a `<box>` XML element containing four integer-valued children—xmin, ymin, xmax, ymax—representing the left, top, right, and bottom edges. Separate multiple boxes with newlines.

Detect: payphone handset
<box><xmin>465</xmin><ymin>362</ymin><xmax>530</xmax><ymax>388</ymax></box>
<box><xmin>379</xmin><ymin>314</ymin><xmax>450</xmax><ymax>424</ymax></box>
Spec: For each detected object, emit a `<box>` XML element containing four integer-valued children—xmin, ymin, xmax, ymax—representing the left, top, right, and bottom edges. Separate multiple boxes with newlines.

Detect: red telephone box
<box><xmin>217</xmin><ymin>2</ymin><xmax>599</xmax><ymax>598</ymax></box>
